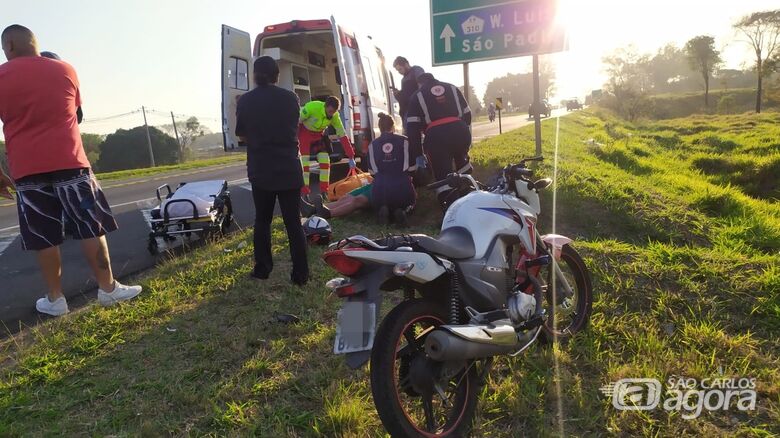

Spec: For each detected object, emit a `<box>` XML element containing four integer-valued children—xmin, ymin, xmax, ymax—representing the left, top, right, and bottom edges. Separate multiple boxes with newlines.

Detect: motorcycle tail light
<box><xmin>326</xmin><ymin>277</ymin><xmax>347</xmax><ymax>289</ymax></box>
<box><xmin>393</xmin><ymin>262</ymin><xmax>415</xmax><ymax>276</ymax></box>
<box><xmin>323</xmin><ymin>250</ymin><xmax>364</xmax><ymax>276</ymax></box>
<box><xmin>325</xmin><ymin>277</ymin><xmax>359</xmax><ymax>297</ymax></box>
<box><xmin>334</xmin><ymin>283</ymin><xmax>357</xmax><ymax>297</ymax></box>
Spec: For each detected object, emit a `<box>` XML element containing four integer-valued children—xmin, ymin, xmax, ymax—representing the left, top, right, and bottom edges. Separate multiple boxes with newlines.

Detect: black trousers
<box><xmin>251</xmin><ymin>186</ymin><xmax>308</xmax><ymax>280</ymax></box>
<box><xmin>424</xmin><ymin>121</ymin><xmax>472</xmax><ymax>181</ymax></box>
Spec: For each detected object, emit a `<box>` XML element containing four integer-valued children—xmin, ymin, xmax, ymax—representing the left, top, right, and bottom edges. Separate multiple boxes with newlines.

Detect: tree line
<box><xmin>85</xmin><ymin>116</ymin><xmax>205</xmax><ymax>173</ymax></box>
<box><xmin>601</xmin><ymin>9</ymin><xmax>780</xmax><ymax>120</ymax></box>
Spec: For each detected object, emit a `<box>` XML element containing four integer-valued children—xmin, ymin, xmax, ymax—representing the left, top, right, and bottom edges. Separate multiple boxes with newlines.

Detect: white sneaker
<box><xmin>36</xmin><ymin>296</ymin><xmax>69</xmax><ymax>316</ymax></box>
<box><xmin>97</xmin><ymin>281</ymin><xmax>142</xmax><ymax>306</ymax></box>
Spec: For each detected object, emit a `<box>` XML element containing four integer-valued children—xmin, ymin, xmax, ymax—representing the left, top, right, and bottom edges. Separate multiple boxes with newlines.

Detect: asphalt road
<box><xmin>471</xmin><ymin>109</ymin><xmax>568</xmax><ymax>142</ymax></box>
<box><xmin>0</xmin><ymin>162</ymin><xmax>252</xmax><ymax>331</ymax></box>
<box><xmin>0</xmin><ymin>112</ymin><xmax>567</xmax><ymax>331</ymax></box>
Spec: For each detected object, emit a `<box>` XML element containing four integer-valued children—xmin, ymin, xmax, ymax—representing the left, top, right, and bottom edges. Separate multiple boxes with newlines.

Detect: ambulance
<box><xmin>221</xmin><ymin>17</ymin><xmax>401</xmax><ymax>161</ymax></box>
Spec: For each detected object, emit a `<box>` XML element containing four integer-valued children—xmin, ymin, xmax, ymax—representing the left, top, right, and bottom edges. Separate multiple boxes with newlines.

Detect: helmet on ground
<box><xmin>303</xmin><ymin>215</ymin><xmax>332</xmax><ymax>245</ymax></box>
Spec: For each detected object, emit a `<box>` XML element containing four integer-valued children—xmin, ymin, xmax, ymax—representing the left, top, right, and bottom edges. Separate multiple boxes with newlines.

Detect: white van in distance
<box><xmin>221</xmin><ymin>17</ymin><xmax>401</xmax><ymax>164</ymax></box>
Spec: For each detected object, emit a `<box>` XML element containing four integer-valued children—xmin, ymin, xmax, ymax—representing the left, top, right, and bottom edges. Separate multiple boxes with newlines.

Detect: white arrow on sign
<box><xmin>440</xmin><ymin>24</ymin><xmax>456</xmax><ymax>53</ymax></box>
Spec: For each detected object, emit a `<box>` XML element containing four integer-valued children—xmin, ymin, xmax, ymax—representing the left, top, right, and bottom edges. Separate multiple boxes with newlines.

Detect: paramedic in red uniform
<box><xmin>405</xmin><ymin>73</ymin><xmax>473</xmax><ymax>206</ymax></box>
<box><xmin>0</xmin><ymin>25</ymin><xmax>142</xmax><ymax>317</ymax></box>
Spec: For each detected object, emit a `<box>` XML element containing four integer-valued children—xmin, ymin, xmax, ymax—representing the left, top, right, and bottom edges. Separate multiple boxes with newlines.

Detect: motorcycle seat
<box><xmin>413</xmin><ymin>227</ymin><xmax>475</xmax><ymax>259</ymax></box>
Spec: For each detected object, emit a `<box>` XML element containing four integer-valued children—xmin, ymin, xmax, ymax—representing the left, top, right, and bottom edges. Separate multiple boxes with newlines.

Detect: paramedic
<box><xmin>298</xmin><ymin>97</ymin><xmax>355</xmax><ymax>202</ymax></box>
<box><xmin>0</xmin><ymin>25</ymin><xmax>142</xmax><ymax>316</ymax></box>
<box><xmin>313</xmin><ymin>113</ymin><xmax>418</xmax><ymax>227</ymax></box>
<box><xmin>367</xmin><ymin>113</ymin><xmax>418</xmax><ymax>226</ymax></box>
<box><xmin>236</xmin><ymin>56</ymin><xmax>308</xmax><ymax>285</ymax></box>
<box><xmin>406</xmin><ymin>73</ymin><xmax>473</xmax><ymax>206</ymax></box>
<box><xmin>391</xmin><ymin>56</ymin><xmax>424</xmax><ymax>133</ymax></box>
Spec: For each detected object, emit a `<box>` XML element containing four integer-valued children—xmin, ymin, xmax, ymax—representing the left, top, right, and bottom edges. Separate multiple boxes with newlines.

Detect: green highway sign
<box><xmin>430</xmin><ymin>0</ymin><xmax>566</xmax><ymax>66</ymax></box>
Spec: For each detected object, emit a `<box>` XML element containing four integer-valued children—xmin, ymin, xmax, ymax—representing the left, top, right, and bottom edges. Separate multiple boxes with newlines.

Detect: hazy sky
<box><xmin>1</xmin><ymin>0</ymin><xmax>776</xmax><ymax>137</ymax></box>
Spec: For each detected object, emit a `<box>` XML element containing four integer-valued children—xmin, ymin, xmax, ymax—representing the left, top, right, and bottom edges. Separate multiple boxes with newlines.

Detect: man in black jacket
<box><xmin>236</xmin><ymin>56</ymin><xmax>308</xmax><ymax>285</ymax></box>
<box><xmin>392</xmin><ymin>56</ymin><xmax>424</xmax><ymax>133</ymax></box>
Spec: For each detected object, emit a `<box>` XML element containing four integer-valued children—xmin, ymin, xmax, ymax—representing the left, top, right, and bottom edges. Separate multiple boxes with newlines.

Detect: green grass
<box><xmin>1</xmin><ymin>109</ymin><xmax>779</xmax><ymax>436</ymax></box>
<box><xmin>94</xmin><ymin>154</ymin><xmax>246</xmax><ymax>182</ymax></box>
<box><xmin>648</xmin><ymin>88</ymin><xmax>779</xmax><ymax>119</ymax></box>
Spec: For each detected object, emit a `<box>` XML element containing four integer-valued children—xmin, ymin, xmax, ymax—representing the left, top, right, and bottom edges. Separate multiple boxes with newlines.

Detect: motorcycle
<box><xmin>322</xmin><ymin>156</ymin><xmax>593</xmax><ymax>437</ymax></box>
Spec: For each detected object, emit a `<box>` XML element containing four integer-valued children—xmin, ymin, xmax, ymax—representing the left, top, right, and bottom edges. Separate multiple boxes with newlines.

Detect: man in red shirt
<box><xmin>0</xmin><ymin>25</ymin><xmax>142</xmax><ymax>316</ymax></box>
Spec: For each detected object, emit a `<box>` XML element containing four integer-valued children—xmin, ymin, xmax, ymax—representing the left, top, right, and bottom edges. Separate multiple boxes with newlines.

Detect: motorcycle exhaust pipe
<box><xmin>424</xmin><ymin>327</ymin><xmax>523</xmax><ymax>361</ymax></box>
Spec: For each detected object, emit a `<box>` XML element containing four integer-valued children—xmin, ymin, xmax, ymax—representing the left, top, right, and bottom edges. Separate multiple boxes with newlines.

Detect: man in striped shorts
<box><xmin>0</xmin><ymin>25</ymin><xmax>141</xmax><ymax>316</ymax></box>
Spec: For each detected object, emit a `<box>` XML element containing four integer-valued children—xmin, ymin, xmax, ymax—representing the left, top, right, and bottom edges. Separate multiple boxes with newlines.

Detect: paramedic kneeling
<box><xmin>298</xmin><ymin>97</ymin><xmax>356</xmax><ymax>202</ymax></box>
<box><xmin>368</xmin><ymin>113</ymin><xmax>419</xmax><ymax>226</ymax></box>
<box><xmin>0</xmin><ymin>25</ymin><xmax>142</xmax><ymax>316</ymax></box>
<box><xmin>236</xmin><ymin>56</ymin><xmax>308</xmax><ymax>285</ymax></box>
<box><xmin>406</xmin><ymin>73</ymin><xmax>473</xmax><ymax>207</ymax></box>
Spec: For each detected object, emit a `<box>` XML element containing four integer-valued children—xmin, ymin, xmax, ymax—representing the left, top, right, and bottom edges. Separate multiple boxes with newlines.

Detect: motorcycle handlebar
<box><xmin>426</xmin><ymin>173</ymin><xmax>463</xmax><ymax>190</ymax></box>
<box><xmin>521</xmin><ymin>156</ymin><xmax>544</xmax><ymax>163</ymax></box>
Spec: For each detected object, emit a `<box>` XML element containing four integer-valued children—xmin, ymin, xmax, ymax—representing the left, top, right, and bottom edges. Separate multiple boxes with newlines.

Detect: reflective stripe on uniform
<box><xmin>406</xmin><ymin>116</ymin><xmax>422</xmax><ymax>123</ymax></box>
<box><xmin>451</xmin><ymin>84</ymin><xmax>463</xmax><ymax>119</ymax></box>
<box><xmin>368</xmin><ymin>141</ymin><xmax>379</xmax><ymax>174</ymax></box>
<box><xmin>457</xmin><ymin>162</ymin><xmax>473</xmax><ymax>173</ymax></box>
<box><xmin>402</xmin><ymin>139</ymin><xmax>410</xmax><ymax>171</ymax></box>
<box><xmin>417</xmin><ymin>92</ymin><xmax>432</xmax><ymax>124</ymax></box>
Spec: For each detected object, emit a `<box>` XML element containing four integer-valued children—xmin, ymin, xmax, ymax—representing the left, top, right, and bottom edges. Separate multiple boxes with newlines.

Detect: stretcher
<box><xmin>147</xmin><ymin>180</ymin><xmax>233</xmax><ymax>254</ymax></box>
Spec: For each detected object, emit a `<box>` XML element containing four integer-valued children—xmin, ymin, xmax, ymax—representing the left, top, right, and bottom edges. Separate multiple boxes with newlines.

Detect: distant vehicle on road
<box><xmin>528</xmin><ymin>99</ymin><xmax>551</xmax><ymax>119</ymax></box>
<box><xmin>566</xmin><ymin>98</ymin><xmax>583</xmax><ymax>111</ymax></box>
<box><xmin>221</xmin><ymin>18</ymin><xmax>400</xmax><ymax>164</ymax></box>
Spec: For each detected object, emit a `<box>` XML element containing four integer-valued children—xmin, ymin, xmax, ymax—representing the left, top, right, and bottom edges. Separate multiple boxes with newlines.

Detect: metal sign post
<box><xmin>463</xmin><ymin>62</ymin><xmax>470</xmax><ymax>105</ymax></box>
<box><xmin>532</xmin><ymin>54</ymin><xmax>542</xmax><ymax>156</ymax></box>
<box><xmin>495</xmin><ymin>97</ymin><xmax>503</xmax><ymax>134</ymax></box>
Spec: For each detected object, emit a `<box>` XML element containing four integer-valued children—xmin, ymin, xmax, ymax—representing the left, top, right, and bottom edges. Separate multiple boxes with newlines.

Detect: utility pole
<box><xmin>532</xmin><ymin>55</ymin><xmax>543</xmax><ymax>157</ymax></box>
<box><xmin>462</xmin><ymin>62</ymin><xmax>470</xmax><ymax>106</ymax></box>
<box><xmin>141</xmin><ymin>106</ymin><xmax>156</xmax><ymax>167</ymax></box>
<box><xmin>170</xmin><ymin>111</ymin><xmax>182</xmax><ymax>160</ymax></box>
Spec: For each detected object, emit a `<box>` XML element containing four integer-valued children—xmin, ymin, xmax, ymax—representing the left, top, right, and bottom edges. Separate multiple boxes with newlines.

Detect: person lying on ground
<box><xmin>312</xmin><ymin>113</ymin><xmax>419</xmax><ymax>227</ymax></box>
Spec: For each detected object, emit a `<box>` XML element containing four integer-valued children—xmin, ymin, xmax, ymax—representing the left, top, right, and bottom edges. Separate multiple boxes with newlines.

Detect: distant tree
<box><xmin>539</xmin><ymin>58</ymin><xmax>557</xmax><ymax>98</ymax></box>
<box><xmin>647</xmin><ymin>44</ymin><xmax>690</xmax><ymax>92</ymax></box>
<box><xmin>602</xmin><ymin>47</ymin><xmax>653</xmax><ymax>121</ymax></box>
<box><xmin>733</xmin><ymin>9</ymin><xmax>780</xmax><ymax>113</ymax></box>
<box><xmin>685</xmin><ymin>36</ymin><xmax>723</xmax><ymax>107</ymax></box>
<box><xmin>459</xmin><ymin>85</ymin><xmax>483</xmax><ymax>115</ymax></box>
<box><xmin>483</xmin><ymin>68</ymin><xmax>555</xmax><ymax>112</ymax></box>
<box><xmin>80</xmin><ymin>133</ymin><xmax>104</xmax><ymax>169</ymax></box>
<box><xmin>159</xmin><ymin>116</ymin><xmax>208</xmax><ymax>161</ymax></box>
<box><xmin>97</xmin><ymin>126</ymin><xmax>179</xmax><ymax>172</ymax></box>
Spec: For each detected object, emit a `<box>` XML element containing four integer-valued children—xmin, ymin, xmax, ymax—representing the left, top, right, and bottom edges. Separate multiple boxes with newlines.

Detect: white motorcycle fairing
<box><xmin>344</xmin><ymin>250</ymin><xmax>449</xmax><ymax>283</ymax></box>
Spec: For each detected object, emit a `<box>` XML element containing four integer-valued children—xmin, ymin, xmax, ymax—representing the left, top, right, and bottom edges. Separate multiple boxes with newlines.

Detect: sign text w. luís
<box><xmin>430</xmin><ymin>0</ymin><xmax>566</xmax><ymax>65</ymax></box>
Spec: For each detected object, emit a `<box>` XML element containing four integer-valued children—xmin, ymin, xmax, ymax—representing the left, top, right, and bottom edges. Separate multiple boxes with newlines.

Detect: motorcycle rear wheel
<box><xmin>370</xmin><ymin>299</ymin><xmax>479</xmax><ymax>437</ymax></box>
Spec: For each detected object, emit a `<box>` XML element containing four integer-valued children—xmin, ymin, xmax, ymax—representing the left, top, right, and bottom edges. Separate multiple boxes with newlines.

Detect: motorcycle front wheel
<box><xmin>539</xmin><ymin>243</ymin><xmax>593</xmax><ymax>342</ymax></box>
<box><xmin>370</xmin><ymin>299</ymin><xmax>479</xmax><ymax>437</ymax></box>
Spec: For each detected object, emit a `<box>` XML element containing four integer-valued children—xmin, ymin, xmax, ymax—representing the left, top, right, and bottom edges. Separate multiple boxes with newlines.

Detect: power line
<box><xmin>81</xmin><ymin>110</ymin><xmax>140</xmax><ymax>124</ymax></box>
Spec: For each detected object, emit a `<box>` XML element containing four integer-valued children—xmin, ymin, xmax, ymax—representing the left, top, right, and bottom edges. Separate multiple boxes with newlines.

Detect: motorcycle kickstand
<box><xmin>477</xmin><ymin>357</ymin><xmax>494</xmax><ymax>384</ymax></box>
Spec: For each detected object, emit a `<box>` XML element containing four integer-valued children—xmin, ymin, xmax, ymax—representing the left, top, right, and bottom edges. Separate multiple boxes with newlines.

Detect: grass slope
<box><xmin>1</xmin><ymin>110</ymin><xmax>778</xmax><ymax>437</ymax></box>
<box><xmin>95</xmin><ymin>154</ymin><xmax>246</xmax><ymax>182</ymax></box>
